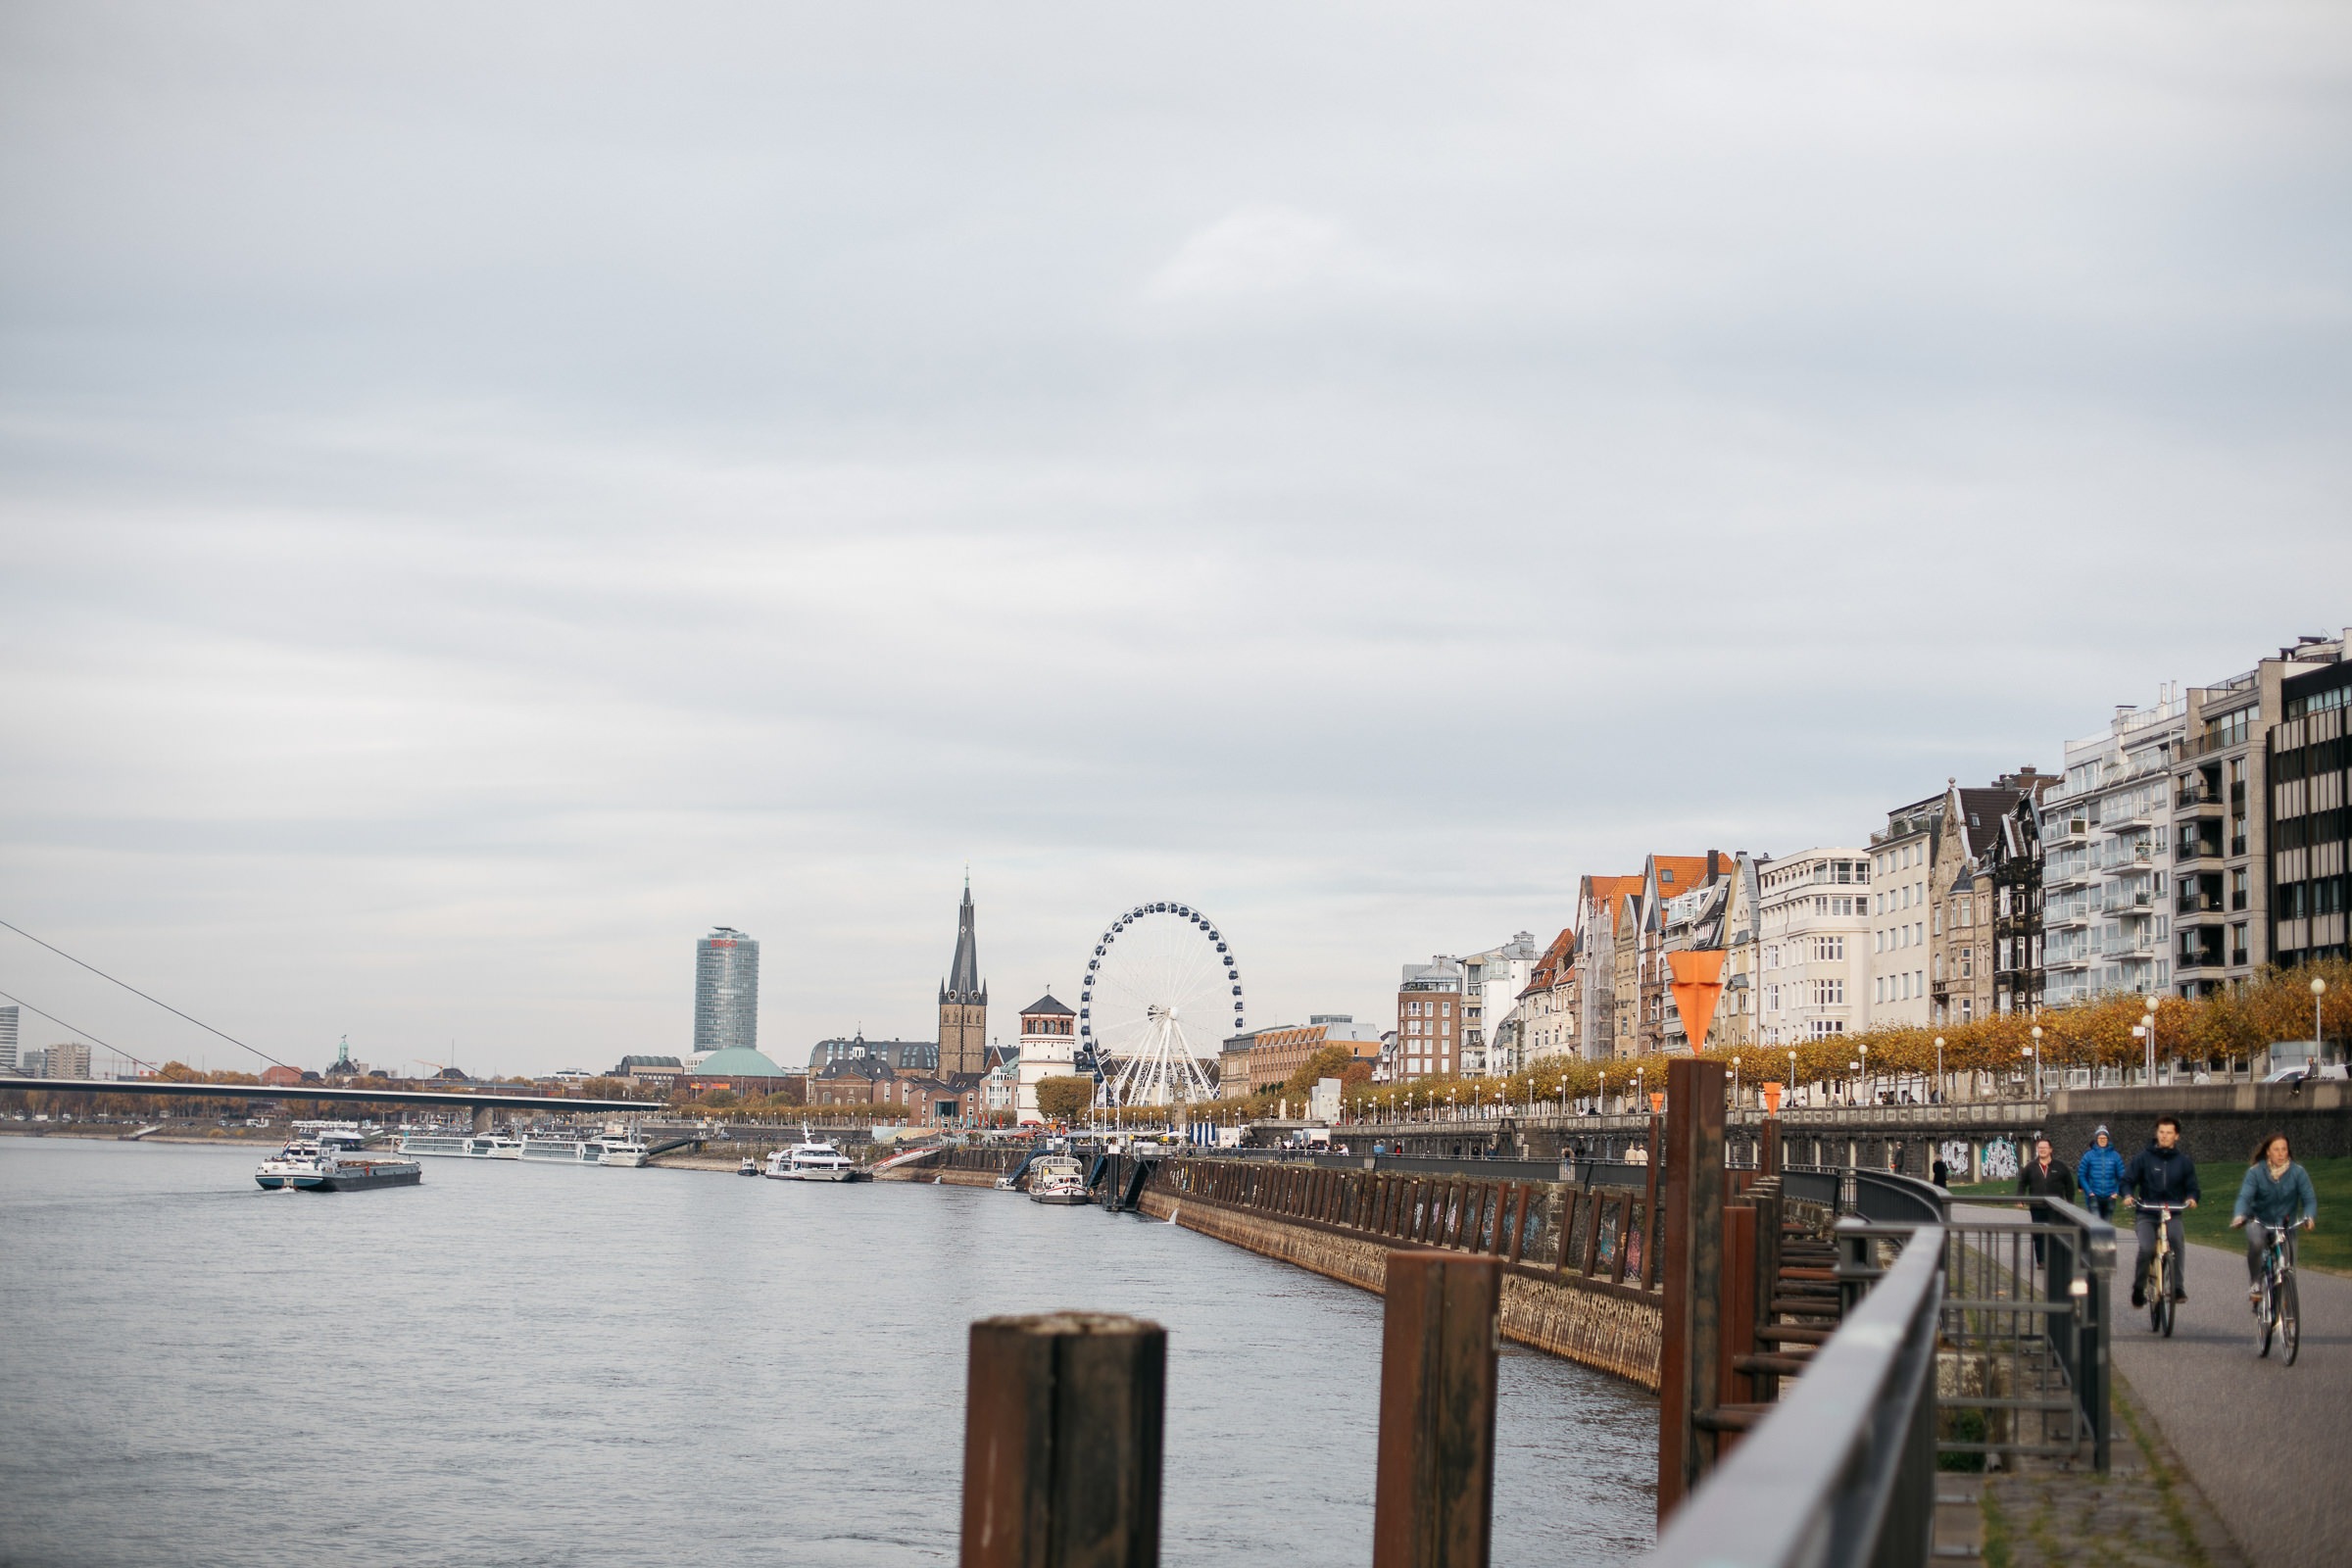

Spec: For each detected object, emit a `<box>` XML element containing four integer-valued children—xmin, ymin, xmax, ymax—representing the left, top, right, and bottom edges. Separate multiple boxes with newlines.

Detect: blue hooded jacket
<box><xmin>2077</xmin><ymin>1138</ymin><xmax>2126</xmax><ymax>1199</ymax></box>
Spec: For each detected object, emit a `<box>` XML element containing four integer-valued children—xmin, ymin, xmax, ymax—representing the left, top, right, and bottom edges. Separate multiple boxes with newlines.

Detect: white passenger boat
<box><xmin>591</xmin><ymin>1135</ymin><xmax>651</xmax><ymax>1167</ymax></box>
<box><xmin>398</xmin><ymin>1130</ymin><xmax>522</xmax><ymax>1159</ymax></box>
<box><xmin>1026</xmin><ymin>1154</ymin><xmax>1091</xmax><ymax>1205</ymax></box>
<box><xmin>255</xmin><ymin>1138</ymin><xmax>422</xmax><ymax>1193</ymax></box>
<box><xmin>764</xmin><ymin>1134</ymin><xmax>868</xmax><ymax>1182</ymax></box>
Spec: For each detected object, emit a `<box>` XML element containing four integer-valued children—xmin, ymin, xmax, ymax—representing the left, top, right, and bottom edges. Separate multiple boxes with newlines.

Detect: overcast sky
<box><xmin>2</xmin><ymin>2</ymin><xmax>2347</xmax><ymax>1077</ymax></box>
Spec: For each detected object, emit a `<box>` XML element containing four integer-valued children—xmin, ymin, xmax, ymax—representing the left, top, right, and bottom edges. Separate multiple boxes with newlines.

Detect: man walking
<box><xmin>2018</xmin><ymin>1135</ymin><xmax>2077</xmax><ymax>1266</ymax></box>
<box><xmin>2076</xmin><ymin>1124</ymin><xmax>2125</xmax><ymax>1219</ymax></box>
<box><xmin>2124</xmin><ymin>1114</ymin><xmax>2201</xmax><ymax>1307</ymax></box>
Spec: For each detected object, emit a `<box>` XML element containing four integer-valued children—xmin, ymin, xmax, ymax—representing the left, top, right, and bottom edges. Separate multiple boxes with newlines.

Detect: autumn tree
<box><xmin>1035</xmin><ymin>1075</ymin><xmax>1096</xmax><ymax>1124</ymax></box>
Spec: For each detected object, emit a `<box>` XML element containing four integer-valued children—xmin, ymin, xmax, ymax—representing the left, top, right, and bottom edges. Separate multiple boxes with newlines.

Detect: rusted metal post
<box><xmin>1719</xmin><ymin>1203</ymin><xmax>1757</xmax><ymax>1412</ymax></box>
<box><xmin>1656</xmin><ymin>1056</ymin><xmax>1727</xmax><ymax>1524</ymax></box>
<box><xmin>1373</xmin><ymin>1251</ymin><xmax>1501</xmax><ymax>1568</ymax></box>
<box><xmin>959</xmin><ymin>1312</ymin><xmax>1166</xmax><ymax>1568</ymax></box>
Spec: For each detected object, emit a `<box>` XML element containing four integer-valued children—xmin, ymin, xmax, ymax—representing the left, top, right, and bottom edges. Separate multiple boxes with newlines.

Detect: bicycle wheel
<box><xmin>2258</xmin><ymin>1272</ymin><xmax>2275</xmax><ymax>1358</ymax></box>
<box><xmin>2160</xmin><ymin>1252</ymin><xmax>2179</xmax><ymax>1338</ymax></box>
<box><xmin>2281</xmin><ymin>1273</ymin><xmax>2299</xmax><ymax>1366</ymax></box>
<box><xmin>2148</xmin><ymin>1256</ymin><xmax>2167</xmax><ymax>1332</ymax></box>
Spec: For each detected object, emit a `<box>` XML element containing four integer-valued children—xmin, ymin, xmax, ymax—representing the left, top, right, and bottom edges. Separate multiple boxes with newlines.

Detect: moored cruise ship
<box><xmin>398</xmin><ymin>1130</ymin><xmax>522</xmax><ymax>1159</ymax></box>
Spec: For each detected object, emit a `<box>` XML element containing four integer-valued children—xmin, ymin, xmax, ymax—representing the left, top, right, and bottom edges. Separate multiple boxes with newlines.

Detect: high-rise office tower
<box><xmin>693</xmin><ymin>927</ymin><xmax>760</xmax><ymax>1056</ymax></box>
<box><xmin>0</xmin><ymin>1004</ymin><xmax>17</xmax><ymax>1074</ymax></box>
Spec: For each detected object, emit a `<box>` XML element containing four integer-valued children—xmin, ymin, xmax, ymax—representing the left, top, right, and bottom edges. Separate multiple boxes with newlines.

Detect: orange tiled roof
<box><xmin>1524</xmin><ymin>925</ymin><xmax>1575</xmax><ymax>992</ymax></box>
<box><xmin>1648</xmin><ymin>854</ymin><xmax>1721</xmax><ymax>895</ymax></box>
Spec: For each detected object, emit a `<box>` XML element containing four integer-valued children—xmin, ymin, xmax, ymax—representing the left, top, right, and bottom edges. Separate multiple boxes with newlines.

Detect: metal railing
<box><xmin>1643</xmin><ymin>1224</ymin><xmax>1945</xmax><ymax>1568</ymax></box>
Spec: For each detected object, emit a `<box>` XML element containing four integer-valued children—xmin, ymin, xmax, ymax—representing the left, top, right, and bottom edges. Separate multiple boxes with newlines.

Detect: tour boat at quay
<box><xmin>254</xmin><ymin>1138</ymin><xmax>422</xmax><ymax>1193</ymax></box>
<box><xmin>518</xmin><ymin>1133</ymin><xmax>600</xmax><ymax>1164</ymax></box>
<box><xmin>765</xmin><ymin>1135</ymin><xmax>868</xmax><ymax>1182</ymax></box>
<box><xmin>1026</xmin><ymin>1154</ymin><xmax>1091</xmax><ymax>1205</ymax></box>
<box><xmin>591</xmin><ymin>1135</ymin><xmax>651</xmax><ymax>1167</ymax></box>
<box><xmin>397</xmin><ymin>1130</ymin><xmax>522</xmax><ymax>1159</ymax></box>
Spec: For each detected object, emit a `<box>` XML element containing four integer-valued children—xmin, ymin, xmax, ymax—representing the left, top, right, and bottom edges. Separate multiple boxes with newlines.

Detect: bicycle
<box><xmin>2136</xmin><ymin>1200</ymin><xmax>2183</xmax><ymax>1337</ymax></box>
<box><xmin>2252</xmin><ymin>1220</ymin><xmax>2311</xmax><ymax>1364</ymax></box>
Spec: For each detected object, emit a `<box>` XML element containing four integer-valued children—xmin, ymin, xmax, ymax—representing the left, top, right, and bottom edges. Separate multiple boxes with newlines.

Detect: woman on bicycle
<box><xmin>2231</xmin><ymin>1132</ymin><xmax>2318</xmax><ymax>1305</ymax></box>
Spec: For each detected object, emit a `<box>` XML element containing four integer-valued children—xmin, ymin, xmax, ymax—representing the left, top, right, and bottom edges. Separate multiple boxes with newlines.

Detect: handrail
<box><xmin>1643</xmin><ymin>1225</ymin><xmax>1945</xmax><ymax>1568</ymax></box>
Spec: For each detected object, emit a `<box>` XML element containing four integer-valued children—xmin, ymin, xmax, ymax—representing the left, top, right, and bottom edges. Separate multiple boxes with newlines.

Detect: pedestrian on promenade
<box><xmin>2230</xmin><ymin>1132</ymin><xmax>2318</xmax><ymax>1304</ymax></box>
<box><xmin>2076</xmin><ymin>1124</ymin><xmax>2125</xmax><ymax>1219</ymax></box>
<box><xmin>2124</xmin><ymin>1114</ymin><xmax>2201</xmax><ymax>1307</ymax></box>
<box><xmin>1932</xmin><ymin>1152</ymin><xmax>1951</xmax><ymax>1188</ymax></box>
<box><xmin>2018</xmin><ymin>1136</ymin><xmax>2077</xmax><ymax>1265</ymax></box>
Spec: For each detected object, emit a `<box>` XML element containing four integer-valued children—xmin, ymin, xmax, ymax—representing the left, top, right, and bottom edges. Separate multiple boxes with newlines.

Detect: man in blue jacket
<box><xmin>2077</xmin><ymin>1125</ymin><xmax>2125</xmax><ymax>1219</ymax></box>
<box><xmin>2124</xmin><ymin>1115</ymin><xmax>2201</xmax><ymax>1307</ymax></box>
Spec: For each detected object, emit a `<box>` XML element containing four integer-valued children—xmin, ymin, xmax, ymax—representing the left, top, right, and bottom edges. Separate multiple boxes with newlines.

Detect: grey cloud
<box><xmin>1</xmin><ymin>1</ymin><xmax>2347</xmax><ymax>1070</ymax></box>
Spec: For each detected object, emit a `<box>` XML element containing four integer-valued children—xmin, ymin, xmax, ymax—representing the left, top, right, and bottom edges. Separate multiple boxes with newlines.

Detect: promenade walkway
<box><xmin>2113</xmin><ymin>1231</ymin><xmax>2350</xmax><ymax>1568</ymax></box>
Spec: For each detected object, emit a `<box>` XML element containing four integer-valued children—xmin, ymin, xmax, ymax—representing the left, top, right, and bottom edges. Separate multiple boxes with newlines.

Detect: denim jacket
<box><xmin>2232</xmin><ymin>1161</ymin><xmax>2318</xmax><ymax>1228</ymax></box>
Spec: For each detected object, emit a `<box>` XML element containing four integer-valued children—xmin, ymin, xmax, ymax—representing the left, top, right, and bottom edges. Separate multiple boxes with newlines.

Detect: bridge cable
<box><xmin>0</xmin><ymin>987</ymin><xmax>163</xmax><ymax>1077</ymax></box>
<box><xmin>0</xmin><ymin>919</ymin><xmax>292</xmax><ymax>1069</ymax></box>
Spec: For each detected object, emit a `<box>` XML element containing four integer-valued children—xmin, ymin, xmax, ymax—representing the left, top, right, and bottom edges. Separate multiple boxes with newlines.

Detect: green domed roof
<box><xmin>695</xmin><ymin>1046</ymin><xmax>786</xmax><ymax>1076</ymax></box>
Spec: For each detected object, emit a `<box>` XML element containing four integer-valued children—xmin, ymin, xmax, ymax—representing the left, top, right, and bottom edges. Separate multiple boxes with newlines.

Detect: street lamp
<box><xmin>1787</xmin><ymin>1049</ymin><xmax>1798</xmax><ymax>1107</ymax></box>
<box><xmin>2314</xmin><ymin>977</ymin><xmax>2329</xmax><ymax>1060</ymax></box>
<box><xmin>2027</xmin><ymin>1025</ymin><xmax>2042</xmax><ymax>1100</ymax></box>
<box><xmin>1733</xmin><ymin>1054</ymin><xmax>1742</xmax><ymax>1109</ymax></box>
<box><xmin>1859</xmin><ymin>1042</ymin><xmax>1871</xmax><ymax>1105</ymax></box>
<box><xmin>1934</xmin><ymin>1036</ymin><xmax>1944</xmax><ymax>1104</ymax></box>
<box><xmin>2142</xmin><ymin>994</ymin><xmax>2160</xmax><ymax>1084</ymax></box>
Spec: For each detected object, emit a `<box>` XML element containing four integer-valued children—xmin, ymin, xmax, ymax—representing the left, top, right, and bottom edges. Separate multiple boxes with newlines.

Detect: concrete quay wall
<box><xmin>1133</xmin><ymin>1185</ymin><xmax>1662</xmax><ymax>1391</ymax></box>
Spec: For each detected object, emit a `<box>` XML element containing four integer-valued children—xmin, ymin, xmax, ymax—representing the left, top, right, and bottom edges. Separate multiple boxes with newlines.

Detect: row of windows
<box><xmin>2278</xmin><ymin>877</ymin><xmax>2350</xmax><ymax>919</ymax></box>
<box><xmin>1400</xmin><ymin>999</ymin><xmax>1454</xmax><ymax>1018</ymax></box>
<box><xmin>1878</xmin><ymin>970</ymin><xmax>1926</xmax><ymax>1004</ymax></box>
<box><xmin>2277</xmin><ymin>809</ymin><xmax>2349</xmax><ymax>850</ymax></box>
<box><xmin>2272</xmin><ymin>738</ymin><xmax>2345</xmax><ymax>781</ymax></box>
<box><xmin>2284</xmin><ymin>682</ymin><xmax>2352</xmax><ymax>721</ymax></box>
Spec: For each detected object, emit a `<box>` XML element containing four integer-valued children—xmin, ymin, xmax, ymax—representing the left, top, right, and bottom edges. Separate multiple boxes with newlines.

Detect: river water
<box><xmin>0</xmin><ymin>1138</ymin><xmax>1655</xmax><ymax>1566</ymax></box>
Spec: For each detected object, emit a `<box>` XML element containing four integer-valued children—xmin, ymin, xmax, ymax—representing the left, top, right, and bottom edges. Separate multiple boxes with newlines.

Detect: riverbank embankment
<box><xmin>1136</xmin><ymin>1158</ymin><xmax>1664</xmax><ymax>1391</ymax></box>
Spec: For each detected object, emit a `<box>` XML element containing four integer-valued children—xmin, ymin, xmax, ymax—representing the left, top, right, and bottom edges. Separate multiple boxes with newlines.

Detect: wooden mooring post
<box><xmin>1656</xmin><ymin>1056</ymin><xmax>1727</xmax><ymax>1524</ymax></box>
<box><xmin>1373</xmin><ymin>1251</ymin><xmax>1502</xmax><ymax>1568</ymax></box>
<box><xmin>959</xmin><ymin>1312</ymin><xmax>1166</xmax><ymax>1568</ymax></box>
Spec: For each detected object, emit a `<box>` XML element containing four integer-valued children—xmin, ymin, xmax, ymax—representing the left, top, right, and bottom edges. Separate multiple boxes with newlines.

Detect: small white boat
<box><xmin>738</xmin><ymin>1157</ymin><xmax>760</xmax><ymax>1176</ymax></box>
<box><xmin>1027</xmin><ymin>1154</ymin><xmax>1091</xmax><ymax>1205</ymax></box>
<box><xmin>591</xmin><ymin>1135</ymin><xmax>651</xmax><ymax>1167</ymax></box>
<box><xmin>765</xmin><ymin>1132</ymin><xmax>869</xmax><ymax>1182</ymax></box>
<box><xmin>256</xmin><ymin>1138</ymin><xmax>422</xmax><ymax>1193</ymax></box>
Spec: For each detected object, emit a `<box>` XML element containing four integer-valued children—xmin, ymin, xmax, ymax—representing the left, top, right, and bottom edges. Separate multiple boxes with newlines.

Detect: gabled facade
<box><xmin>1930</xmin><ymin>773</ymin><xmax>2052</xmax><ymax>1028</ymax></box>
<box><xmin>1572</xmin><ymin>875</ymin><xmax>1643</xmax><ymax>1060</ymax></box>
<box><xmin>1519</xmin><ymin>927</ymin><xmax>1578</xmax><ymax>1064</ymax></box>
<box><xmin>1989</xmin><ymin>796</ymin><xmax>2045</xmax><ymax>1016</ymax></box>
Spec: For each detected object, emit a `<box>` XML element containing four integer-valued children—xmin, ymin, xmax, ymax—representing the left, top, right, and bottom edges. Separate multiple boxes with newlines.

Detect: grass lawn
<box><xmin>1950</xmin><ymin>1157</ymin><xmax>2352</xmax><ymax>1275</ymax></box>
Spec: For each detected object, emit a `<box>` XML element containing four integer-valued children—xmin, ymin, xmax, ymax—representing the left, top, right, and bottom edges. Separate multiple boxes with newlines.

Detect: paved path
<box><xmin>2110</xmin><ymin>1228</ymin><xmax>2351</xmax><ymax>1568</ymax></box>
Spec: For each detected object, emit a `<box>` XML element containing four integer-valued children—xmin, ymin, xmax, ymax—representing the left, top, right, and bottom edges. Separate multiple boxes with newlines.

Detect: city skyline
<box><xmin>3</xmin><ymin>4</ymin><xmax>2348</xmax><ymax>1073</ymax></box>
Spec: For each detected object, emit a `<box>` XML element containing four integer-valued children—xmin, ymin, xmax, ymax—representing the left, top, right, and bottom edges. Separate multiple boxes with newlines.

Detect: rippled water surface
<box><xmin>0</xmin><ymin>1138</ymin><xmax>1655</xmax><ymax>1566</ymax></box>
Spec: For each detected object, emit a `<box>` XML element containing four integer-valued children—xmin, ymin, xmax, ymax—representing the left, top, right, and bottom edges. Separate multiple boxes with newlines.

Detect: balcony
<box><xmin>2176</xmin><ymin>892</ymin><xmax>2226</xmax><ymax>920</ymax></box>
<box><xmin>2046</xmin><ymin>952</ymin><xmax>2091</xmax><ymax>972</ymax></box>
<box><xmin>2175</xmin><ymin>837</ymin><xmax>2225</xmax><ymax>868</ymax></box>
<box><xmin>2175</xmin><ymin>788</ymin><xmax>2225</xmax><ymax>816</ymax></box>
<box><xmin>2044</xmin><ymin>863</ymin><xmax>2091</xmax><ymax>890</ymax></box>
<box><xmin>2047</xmin><ymin>818</ymin><xmax>2090</xmax><ymax>844</ymax></box>
<box><xmin>2046</xmin><ymin>906</ymin><xmax>2090</xmax><ymax>930</ymax></box>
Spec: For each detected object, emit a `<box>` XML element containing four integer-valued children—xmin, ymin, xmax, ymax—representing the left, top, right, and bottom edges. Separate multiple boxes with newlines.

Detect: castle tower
<box><xmin>938</xmin><ymin>878</ymin><xmax>989</xmax><ymax>1077</ymax></box>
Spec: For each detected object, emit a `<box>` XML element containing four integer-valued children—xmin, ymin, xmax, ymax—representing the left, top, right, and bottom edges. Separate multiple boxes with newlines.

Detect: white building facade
<box><xmin>1870</xmin><ymin>797</ymin><xmax>1942</xmax><ymax>1026</ymax></box>
<box><xmin>1758</xmin><ymin>849</ymin><xmax>1874</xmax><ymax>1046</ymax></box>
<box><xmin>2041</xmin><ymin>694</ymin><xmax>2183</xmax><ymax>1005</ymax></box>
<box><xmin>1013</xmin><ymin>995</ymin><xmax>1077</xmax><ymax>1124</ymax></box>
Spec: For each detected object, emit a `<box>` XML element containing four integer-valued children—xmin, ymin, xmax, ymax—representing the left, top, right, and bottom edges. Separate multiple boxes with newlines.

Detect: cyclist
<box><xmin>2076</xmin><ymin>1124</ymin><xmax>2125</xmax><ymax>1220</ymax></box>
<box><xmin>2230</xmin><ymin>1132</ymin><xmax>2318</xmax><ymax>1305</ymax></box>
<box><xmin>2124</xmin><ymin>1114</ymin><xmax>2201</xmax><ymax>1307</ymax></box>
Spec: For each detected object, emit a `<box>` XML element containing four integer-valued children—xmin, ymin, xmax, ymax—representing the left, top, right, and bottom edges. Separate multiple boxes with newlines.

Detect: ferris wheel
<box><xmin>1079</xmin><ymin>902</ymin><xmax>1244</xmax><ymax>1106</ymax></box>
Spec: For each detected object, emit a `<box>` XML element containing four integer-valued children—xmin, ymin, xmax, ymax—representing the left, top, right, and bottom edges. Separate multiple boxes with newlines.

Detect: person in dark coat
<box><xmin>2018</xmin><ymin>1136</ymin><xmax>2077</xmax><ymax>1266</ymax></box>
<box><xmin>2123</xmin><ymin>1115</ymin><xmax>2201</xmax><ymax>1306</ymax></box>
<box><xmin>1932</xmin><ymin>1152</ymin><xmax>1952</xmax><ymax>1188</ymax></box>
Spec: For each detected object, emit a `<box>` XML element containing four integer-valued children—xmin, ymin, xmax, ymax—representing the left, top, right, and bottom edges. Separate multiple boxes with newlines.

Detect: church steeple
<box><xmin>938</xmin><ymin>877</ymin><xmax>988</xmax><ymax>1077</ymax></box>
